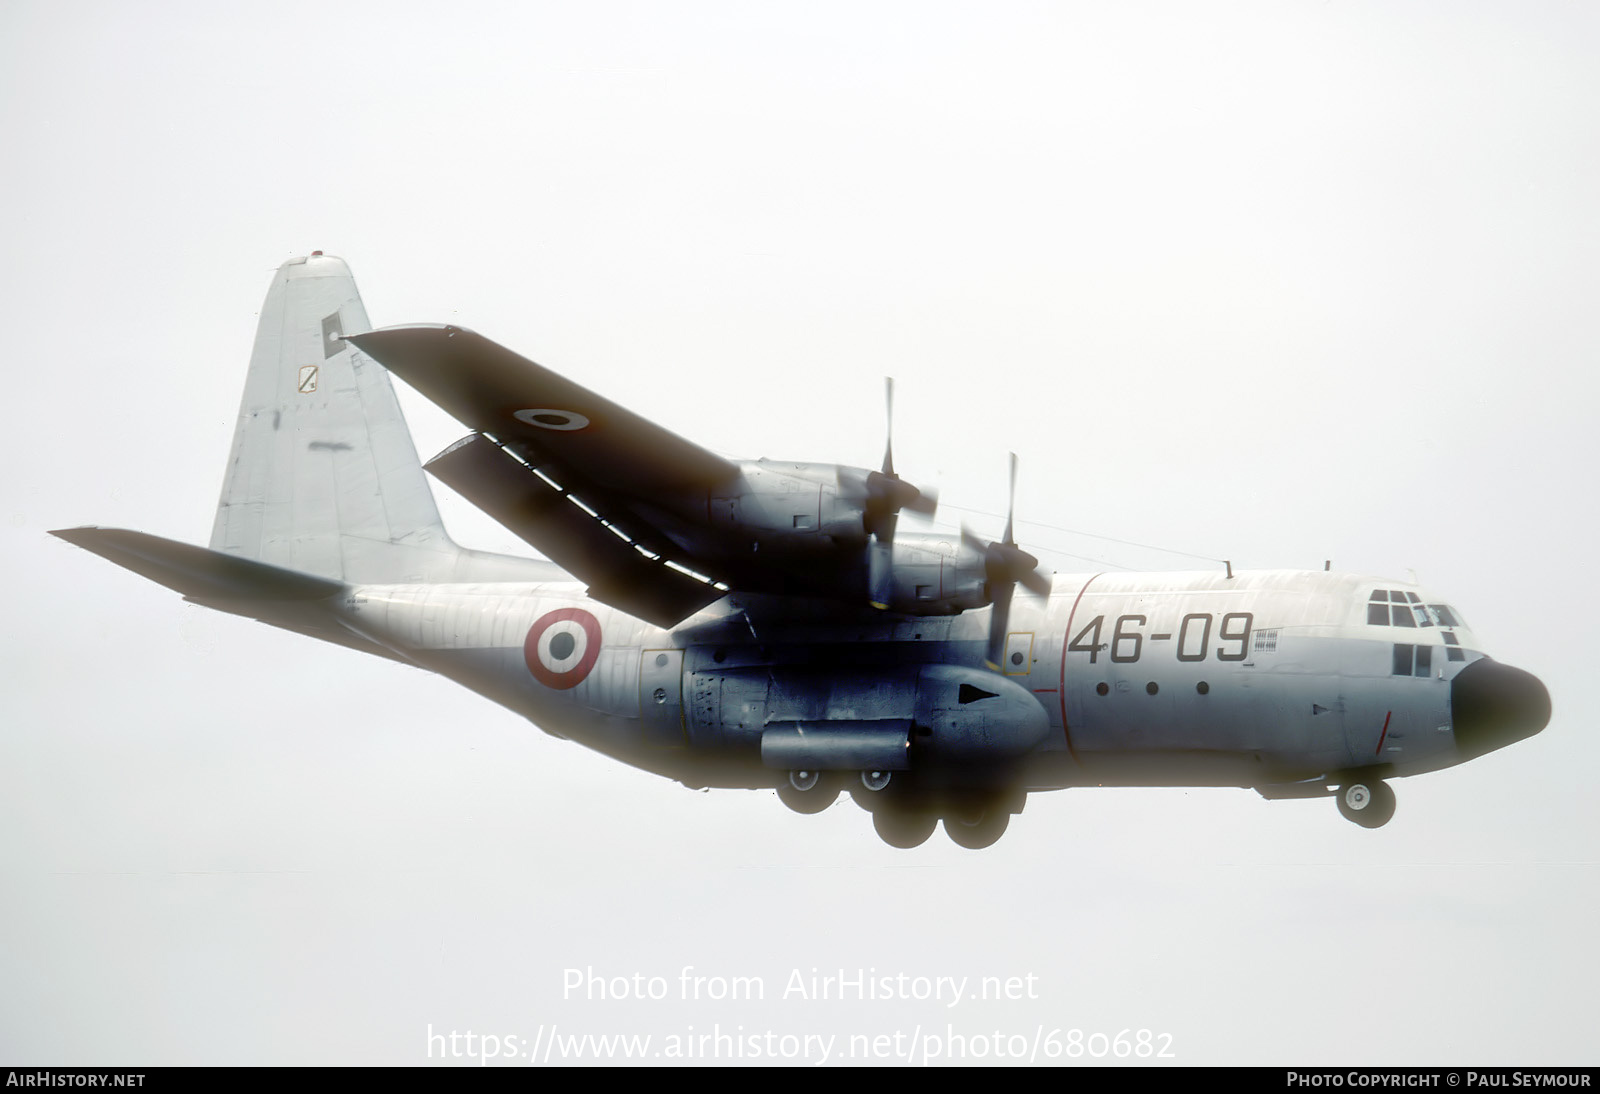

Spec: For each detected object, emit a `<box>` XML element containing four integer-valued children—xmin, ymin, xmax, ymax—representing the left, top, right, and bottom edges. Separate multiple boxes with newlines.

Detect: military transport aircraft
<box><xmin>53</xmin><ymin>254</ymin><xmax>1551</xmax><ymax>848</ymax></box>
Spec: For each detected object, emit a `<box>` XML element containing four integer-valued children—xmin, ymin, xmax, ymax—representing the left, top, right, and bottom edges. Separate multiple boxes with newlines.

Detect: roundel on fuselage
<box><xmin>524</xmin><ymin>608</ymin><xmax>602</xmax><ymax>690</ymax></box>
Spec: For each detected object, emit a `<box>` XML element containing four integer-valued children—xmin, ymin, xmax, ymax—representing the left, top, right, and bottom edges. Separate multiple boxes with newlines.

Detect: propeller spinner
<box><xmin>839</xmin><ymin>377</ymin><xmax>937</xmax><ymax>608</ymax></box>
<box><xmin>963</xmin><ymin>452</ymin><xmax>1052</xmax><ymax>670</ymax></box>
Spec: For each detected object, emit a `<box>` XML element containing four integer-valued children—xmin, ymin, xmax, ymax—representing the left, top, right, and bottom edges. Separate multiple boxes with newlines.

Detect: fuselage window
<box><xmin>1393</xmin><ymin>643</ymin><xmax>1435</xmax><ymax>677</ymax></box>
<box><xmin>1393</xmin><ymin>643</ymin><xmax>1413</xmax><ymax>675</ymax></box>
<box><xmin>1442</xmin><ymin>631</ymin><xmax>1465</xmax><ymax>662</ymax></box>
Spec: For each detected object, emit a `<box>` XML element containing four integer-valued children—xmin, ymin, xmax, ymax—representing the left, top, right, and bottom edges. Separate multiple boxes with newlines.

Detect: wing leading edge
<box><xmin>347</xmin><ymin>326</ymin><xmax>737</xmax><ymax>495</ymax></box>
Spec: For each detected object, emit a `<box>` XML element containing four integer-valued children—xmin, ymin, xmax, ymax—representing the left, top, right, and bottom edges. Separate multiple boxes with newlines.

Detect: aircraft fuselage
<box><xmin>57</xmin><ymin>254</ymin><xmax>1550</xmax><ymax>846</ymax></box>
<box><xmin>339</xmin><ymin>566</ymin><xmax>1542</xmax><ymax>799</ymax></box>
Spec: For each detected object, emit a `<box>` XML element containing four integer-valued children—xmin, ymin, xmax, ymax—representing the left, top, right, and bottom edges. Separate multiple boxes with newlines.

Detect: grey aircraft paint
<box><xmin>54</xmin><ymin>255</ymin><xmax>1551</xmax><ymax>849</ymax></box>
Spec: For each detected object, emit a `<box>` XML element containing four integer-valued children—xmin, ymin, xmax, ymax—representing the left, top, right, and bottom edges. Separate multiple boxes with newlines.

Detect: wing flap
<box><xmin>347</xmin><ymin>325</ymin><xmax>737</xmax><ymax>497</ymax></box>
<box><xmin>425</xmin><ymin>433</ymin><xmax>723</xmax><ymax>627</ymax></box>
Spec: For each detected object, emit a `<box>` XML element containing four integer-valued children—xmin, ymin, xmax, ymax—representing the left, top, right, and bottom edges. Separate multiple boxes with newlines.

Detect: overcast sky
<box><xmin>3</xmin><ymin>0</ymin><xmax>1597</xmax><ymax>1066</ymax></box>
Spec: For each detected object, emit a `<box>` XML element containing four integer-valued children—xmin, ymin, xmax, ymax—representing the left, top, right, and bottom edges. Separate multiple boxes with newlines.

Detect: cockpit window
<box><xmin>1370</xmin><ymin>592</ymin><xmax>1471</xmax><ymax>662</ymax></box>
<box><xmin>1367</xmin><ymin>590</ymin><xmax>1437</xmax><ymax>628</ymax></box>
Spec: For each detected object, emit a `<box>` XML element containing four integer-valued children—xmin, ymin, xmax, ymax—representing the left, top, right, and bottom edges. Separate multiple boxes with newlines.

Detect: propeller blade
<box><xmin>1003</xmin><ymin>450</ymin><xmax>1018</xmax><ymax>547</ymax></box>
<box><xmin>961</xmin><ymin>524</ymin><xmax>988</xmax><ymax>557</ymax></box>
<box><xmin>967</xmin><ymin>452</ymin><xmax>1052</xmax><ymax>670</ymax></box>
<box><xmin>1020</xmin><ymin>566</ymin><xmax>1052</xmax><ymax>599</ymax></box>
<box><xmin>842</xmin><ymin>378</ymin><xmax>937</xmax><ymax>542</ymax></box>
<box><xmin>867</xmin><ymin>538</ymin><xmax>893</xmax><ymax>610</ymax></box>
<box><xmin>985</xmin><ymin>581</ymin><xmax>1015</xmax><ymax>671</ymax></box>
<box><xmin>882</xmin><ymin>376</ymin><xmax>895</xmax><ymax>478</ymax></box>
<box><xmin>903</xmin><ymin>484</ymin><xmax>938</xmax><ymax>516</ymax></box>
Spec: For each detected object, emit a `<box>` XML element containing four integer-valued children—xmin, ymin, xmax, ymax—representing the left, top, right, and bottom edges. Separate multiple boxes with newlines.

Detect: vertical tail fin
<box><xmin>210</xmin><ymin>253</ymin><xmax>555</xmax><ymax>585</ymax></box>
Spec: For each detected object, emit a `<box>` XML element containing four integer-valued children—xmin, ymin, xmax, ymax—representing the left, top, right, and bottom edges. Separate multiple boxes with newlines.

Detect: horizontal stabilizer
<box><xmin>52</xmin><ymin>527</ymin><xmax>344</xmax><ymax>603</ymax></box>
<box><xmin>425</xmin><ymin>434</ymin><xmax>722</xmax><ymax>627</ymax></box>
<box><xmin>52</xmin><ymin>526</ymin><xmax>422</xmax><ymax>663</ymax></box>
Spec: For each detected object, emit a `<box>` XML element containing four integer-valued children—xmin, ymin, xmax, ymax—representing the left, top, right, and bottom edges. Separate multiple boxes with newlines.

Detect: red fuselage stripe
<box><xmin>1058</xmin><ymin>574</ymin><xmax>1105</xmax><ymax>758</ymax></box>
<box><xmin>1375</xmin><ymin>710</ymin><xmax>1392</xmax><ymax>756</ymax></box>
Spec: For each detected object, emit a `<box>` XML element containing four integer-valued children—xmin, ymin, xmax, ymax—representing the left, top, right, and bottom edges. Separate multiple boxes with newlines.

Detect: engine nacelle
<box><xmin>880</xmin><ymin>532</ymin><xmax>988</xmax><ymax>615</ymax></box>
<box><xmin>707</xmin><ymin>460</ymin><xmax>867</xmax><ymax>547</ymax></box>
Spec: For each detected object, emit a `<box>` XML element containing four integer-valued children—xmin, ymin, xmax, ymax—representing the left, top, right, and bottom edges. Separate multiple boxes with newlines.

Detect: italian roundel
<box><xmin>524</xmin><ymin>608</ymin><xmax>602</xmax><ymax>690</ymax></box>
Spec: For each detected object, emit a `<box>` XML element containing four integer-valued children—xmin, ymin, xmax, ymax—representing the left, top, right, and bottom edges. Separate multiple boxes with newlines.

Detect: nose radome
<box><xmin>1452</xmin><ymin>659</ymin><xmax>1551</xmax><ymax>759</ymax></box>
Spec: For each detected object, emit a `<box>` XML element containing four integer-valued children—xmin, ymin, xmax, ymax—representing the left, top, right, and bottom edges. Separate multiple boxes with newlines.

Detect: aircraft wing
<box><xmin>349</xmin><ymin>325</ymin><xmax>737</xmax><ymax>626</ymax></box>
<box><xmin>423</xmin><ymin>432</ymin><xmax>726</xmax><ymax>627</ymax></box>
<box><xmin>347</xmin><ymin>326</ymin><xmax>737</xmax><ymax>496</ymax></box>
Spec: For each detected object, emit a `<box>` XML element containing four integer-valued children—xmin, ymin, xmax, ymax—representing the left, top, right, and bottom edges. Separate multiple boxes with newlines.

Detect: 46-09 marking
<box><xmin>1068</xmin><ymin>612</ymin><xmax>1254</xmax><ymax>664</ymax></box>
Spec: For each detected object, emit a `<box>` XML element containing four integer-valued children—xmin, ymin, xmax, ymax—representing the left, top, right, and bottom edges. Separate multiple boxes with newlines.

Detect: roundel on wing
<box><xmin>514</xmin><ymin>407</ymin><xmax>591</xmax><ymax>431</ymax></box>
<box><xmin>524</xmin><ymin>608</ymin><xmax>602</xmax><ymax>690</ymax></box>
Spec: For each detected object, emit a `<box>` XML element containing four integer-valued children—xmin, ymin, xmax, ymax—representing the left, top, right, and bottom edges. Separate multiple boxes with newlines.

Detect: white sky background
<box><xmin>2</xmin><ymin>0</ymin><xmax>1596</xmax><ymax>1066</ymax></box>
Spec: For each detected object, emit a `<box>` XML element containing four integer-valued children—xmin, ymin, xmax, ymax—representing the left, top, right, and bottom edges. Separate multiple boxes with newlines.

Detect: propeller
<box><xmin>839</xmin><ymin>378</ymin><xmax>938</xmax><ymax>608</ymax></box>
<box><xmin>963</xmin><ymin>452</ymin><xmax>1052</xmax><ymax>670</ymax></box>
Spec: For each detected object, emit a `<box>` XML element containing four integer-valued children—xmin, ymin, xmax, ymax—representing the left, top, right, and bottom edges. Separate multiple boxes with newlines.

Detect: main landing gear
<box><xmin>775</xmin><ymin>770</ymin><xmax>1020</xmax><ymax>849</ymax></box>
<box><xmin>869</xmin><ymin>799</ymin><xmax>1011</xmax><ymax>850</ymax></box>
<box><xmin>942</xmin><ymin>801</ymin><xmax>1011</xmax><ymax>849</ymax></box>
<box><xmin>773</xmin><ymin>769</ymin><xmax>890</xmax><ymax>814</ymax></box>
<box><xmin>1336</xmin><ymin>777</ymin><xmax>1396</xmax><ymax>828</ymax></box>
<box><xmin>775</xmin><ymin>769</ymin><xmax>839</xmax><ymax>814</ymax></box>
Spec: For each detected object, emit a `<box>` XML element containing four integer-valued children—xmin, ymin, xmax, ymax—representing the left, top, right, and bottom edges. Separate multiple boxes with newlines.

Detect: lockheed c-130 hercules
<box><xmin>54</xmin><ymin>254</ymin><xmax>1551</xmax><ymax>848</ymax></box>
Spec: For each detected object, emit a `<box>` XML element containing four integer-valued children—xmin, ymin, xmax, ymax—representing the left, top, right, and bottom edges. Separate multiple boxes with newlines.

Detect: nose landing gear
<box><xmin>1336</xmin><ymin>778</ymin><xmax>1396</xmax><ymax>828</ymax></box>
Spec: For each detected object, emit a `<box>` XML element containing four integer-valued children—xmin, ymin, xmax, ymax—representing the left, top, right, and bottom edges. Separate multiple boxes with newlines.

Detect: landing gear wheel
<box><xmin>945</xmin><ymin>807</ymin><xmax>1011</xmax><ymax>849</ymax></box>
<box><xmin>777</xmin><ymin>772</ymin><xmax>838</xmax><ymax>814</ymax></box>
<box><xmin>860</xmin><ymin>770</ymin><xmax>893</xmax><ymax>792</ymax></box>
<box><xmin>873</xmin><ymin>808</ymin><xmax>937</xmax><ymax>849</ymax></box>
<box><xmin>1336</xmin><ymin>778</ymin><xmax>1396</xmax><ymax>828</ymax></box>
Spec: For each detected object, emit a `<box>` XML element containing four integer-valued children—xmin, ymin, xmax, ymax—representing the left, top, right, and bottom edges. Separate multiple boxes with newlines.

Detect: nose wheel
<box><xmin>1336</xmin><ymin>778</ymin><xmax>1396</xmax><ymax>828</ymax></box>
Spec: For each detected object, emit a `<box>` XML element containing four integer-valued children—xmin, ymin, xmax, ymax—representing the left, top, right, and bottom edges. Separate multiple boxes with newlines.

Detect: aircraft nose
<box><xmin>1451</xmin><ymin>658</ymin><xmax>1551</xmax><ymax>758</ymax></box>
